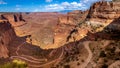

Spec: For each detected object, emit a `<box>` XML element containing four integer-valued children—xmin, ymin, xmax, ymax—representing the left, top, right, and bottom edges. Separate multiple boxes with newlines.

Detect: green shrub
<box><xmin>0</xmin><ymin>59</ymin><xmax>27</xmax><ymax>68</ymax></box>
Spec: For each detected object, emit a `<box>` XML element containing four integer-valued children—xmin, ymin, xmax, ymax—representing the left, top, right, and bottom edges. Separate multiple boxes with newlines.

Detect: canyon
<box><xmin>0</xmin><ymin>1</ymin><xmax>120</xmax><ymax>68</ymax></box>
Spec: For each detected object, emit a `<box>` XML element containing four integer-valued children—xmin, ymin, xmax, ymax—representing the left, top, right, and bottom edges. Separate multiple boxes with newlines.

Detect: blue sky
<box><xmin>0</xmin><ymin>0</ymin><xmax>111</xmax><ymax>12</ymax></box>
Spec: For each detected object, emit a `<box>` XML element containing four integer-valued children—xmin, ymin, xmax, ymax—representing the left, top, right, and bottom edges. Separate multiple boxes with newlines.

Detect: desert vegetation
<box><xmin>0</xmin><ymin>59</ymin><xmax>27</xmax><ymax>68</ymax></box>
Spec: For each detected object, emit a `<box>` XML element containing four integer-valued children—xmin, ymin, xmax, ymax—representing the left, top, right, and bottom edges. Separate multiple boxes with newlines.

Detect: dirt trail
<box><xmin>10</xmin><ymin>56</ymin><xmax>45</xmax><ymax>63</ymax></box>
<box><xmin>79</xmin><ymin>41</ymin><xmax>93</xmax><ymax>68</ymax></box>
<box><xmin>10</xmin><ymin>42</ymin><xmax>64</xmax><ymax>68</ymax></box>
<box><xmin>108</xmin><ymin>61</ymin><xmax>120</xmax><ymax>68</ymax></box>
<box><xmin>28</xmin><ymin>48</ymin><xmax>64</xmax><ymax>68</ymax></box>
<box><xmin>16</xmin><ymin>42</ymin><xmax>26</xmax><ymax>55</ymax></box>
<box><xmin>21</xmin><ymin>55</ymin><xmax>46</xmax><ymax>61</ymax></box>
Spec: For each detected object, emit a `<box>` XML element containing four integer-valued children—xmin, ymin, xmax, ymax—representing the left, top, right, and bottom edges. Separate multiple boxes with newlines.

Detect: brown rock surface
<box><xmin>0</xmin><ymin>21</ymin><xmax>16</xmax><ymax>58</ymax></box>
<box><xmin>65</xmin><ymin>1</ymin><xmax>120</xmax><ymax>46</ymax></box>
<box><xmin>0</xmin><ymin>12</ymin><xmax>88</xmax><ymax>49</ymax></box>
<box><xmin>0</xmin><ymin>13</ymin><xmax>26</xmax><ymax>27</ymax></box>
<box><xmin>58</xmin><ymin>10</ymin><xmax>88</xmax><ymax>25</ymax></box>
<box><xmin>0</xmin><ymin>1</ymin><xmax>119</xmax><ymax>50</ymax></box>
<box><xmin>86</xmin><ymin>1</ymin><xmax>120</xmax><ymax>26</ymax></box>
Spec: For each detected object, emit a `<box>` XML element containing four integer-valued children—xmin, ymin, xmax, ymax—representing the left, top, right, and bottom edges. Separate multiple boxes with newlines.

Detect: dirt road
<box><xmin>79</xmin><ymin>41</ymin><xmax>93</xmax><ymax>68</ymax></box>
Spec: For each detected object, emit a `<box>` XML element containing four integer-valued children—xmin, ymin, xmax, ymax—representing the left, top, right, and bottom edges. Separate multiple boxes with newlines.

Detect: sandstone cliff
<box><xmin>67</xmin><ymin>1</ymin><xmax>120</xmax><ymax>43</ymax></box>
<box><xmin>0</xmin><ymin>21</ymin><xmax>16</xmax><ymax>58</ymax></box>
<box><xmin>0</xmin><ymin>13</ymin><xmax>26</xmax><ymax>27</ymax></box>
<box><xmin>58</xmin><ymin>10</ymin><xmax>88</xmax><ymax>25</ymax></box>
<box><xmin>86</xmin><ymin>1</ymin><xmax>120</xmax><ymax>30</ymax></box>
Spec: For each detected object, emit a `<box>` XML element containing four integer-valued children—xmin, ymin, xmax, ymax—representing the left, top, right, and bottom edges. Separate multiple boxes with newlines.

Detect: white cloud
<box><xmin>15</xmin><ymin>5</ymin><xmax>21</xmax><ymax>11</ymax></box>
<box><xmin>33</xmin><ymin>0</ymin><xmax>104</xmax><ymax>12</ymax></box>
<box><xmin>61</xmin><ymin>2</ymin><xmax>70</xmax><ymax>6</ymax></box>
<box><xmin>15</xmin><ymin>7</ymin><xmax>20</xmax><ymax>10</ymax></box>
<box><xmin>0</xmin><ymin>0</ymin><xmax>7</xmax><ymax>4</ymax></box>
<box><xmin>45</xmin><ymin>2</ymin><xmax>86</xmax><ymax>12</ymax></box>
<box><xmin>45</xmin><ymin>0</ymin><xmax>53</xmax><ymax>2</ymax></box>
<box><xmin>45</xmin><ymin>4</ymin><xmax>64</xmax><ymax>11</ymax></box>
<box><xmin>34</xmin><ymin>9</ymin><xmax>39</xmax><ymax>12</ymax></box>
<box><xmin>16</xmin><ymin>5</ymin><xmax>21</xmax><ymax>7</ymax></box>
<box><xmin>83</xmin><ymin>0</ymin><xmax>89</xmax><ymax>3</ymax></box>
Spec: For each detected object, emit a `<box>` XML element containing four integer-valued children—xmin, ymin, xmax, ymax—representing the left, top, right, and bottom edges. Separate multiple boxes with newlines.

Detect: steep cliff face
<box><xmin>0</xmin><ymin>13</ymin><xmax>26</xmax><ymax>27</ymax></box>
<box><xmin>0</xmin><ymin>13</ymin><xmax>27</xmax><ymax>37</ymax></box>
<box><xmin>67</xmin><ymin>1</ymin><xmax>120</xmax><ymax>42</ymax></box>
<box><xmin>86</xmin><ymin>1</ymin><xmax>120</xmax><ymax>29</ymax></box>
<box><xmin>88</xmin><ymin>1</ymin><xmax>120</xmax><ymax>19</ymax></box>
<box><xmin>85</xmin><ymin>1</ymin><xmax>120</xmax><ymax>38</ymax></box>
<box><xmin>0</xmin><ymin>21</ymin><xmax>16</xmax><ymax>58</ymax></box>
<box><xmin>58</xmin><ymin>10</ymin><xmax>88</xmax><ymax>25</ymax></box>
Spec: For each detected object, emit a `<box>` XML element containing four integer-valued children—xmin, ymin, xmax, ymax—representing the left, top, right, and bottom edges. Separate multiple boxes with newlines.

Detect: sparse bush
<box><xmin>99</xmin><ymin>51</ymin><xmax>106</xmax><ymax>57</ymax></box>
<box><xmin>81</xmin><ymin>59</ymin><xmax>84</xmax><ymax>62</ymax></box>
<box><xmin>0</xmin><ymin>59</ymin><xmax>27</xmax><ymax>68</ymax></box>
<box><xmin>66</xmin><ymin>58</ymin><xmax>70</xmax><ymax>63</ymax></box>
<box><xmin>102</xmin><ymin>64</ymin><xmax>108</xmax><ymax>68</ymax></box>
<box><xmin>64</xmin><ymin>65</ymin><xmax>70</xmax><ymax>68</ymax></box>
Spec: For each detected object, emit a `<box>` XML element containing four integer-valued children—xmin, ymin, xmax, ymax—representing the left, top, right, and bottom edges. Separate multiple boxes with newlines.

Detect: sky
<box><xmin>0</xmin><ymin>0</ymin><xmax>111</xmax><ymax>12</ymax></box>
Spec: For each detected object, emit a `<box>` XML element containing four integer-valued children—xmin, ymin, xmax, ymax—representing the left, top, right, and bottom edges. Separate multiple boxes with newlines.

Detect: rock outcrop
<box><xmin>58</xmin><ymin>10</ymin><xmax>88</xmax><ymax>25</ymax></box>
<box><xmin>0</xmin><ymin>21</ymin><xmax>16</xmax><ymax>58</ymax></box>
<box><xmin>0</xmin><ymin>13</ymin><xmax>26</xmax><ymax>27</ymax></box>
<box><xmin>86</xmin><ymin>1</ymin><xmax>120</xmax><ymax>28</ymax></box>
<box><xmin>67</xmin><ymin>1</ymin><xmax>120</xmax><ymax>43</ymax></box>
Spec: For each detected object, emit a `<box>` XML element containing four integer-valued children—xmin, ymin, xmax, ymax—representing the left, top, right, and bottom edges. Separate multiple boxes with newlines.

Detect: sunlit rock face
<box><xmin>0</xmin><ymin>13</ymin><xmax>27</xmax><ymax>37</ymax></box>
<box><xmin>0</xmin><ymin>13</ymin><xmax>26</xmax><ymax>27</ymax></box>
<box><xmin>86</xmin><ymin>1</ymin><xmax>120</xmax><ymax>26</ymax></box>
<box><xmin>82</xmin><ymin>1</ymin><xmax>120</xmax><ymax>37</ymax></box>
<box><xmin>66</xmin><ymin>1</ymin><xmax>120</xmax><ymax>44</ymax></box>
<box><xmin>0</xmin><ymin>21</ymin><xmax>16</xmax><ymax>58</ymax></box>
<box><xmin>58</xmin><ymin>10</ymin><xmax>88</xmax><ymax>26</ymax></box>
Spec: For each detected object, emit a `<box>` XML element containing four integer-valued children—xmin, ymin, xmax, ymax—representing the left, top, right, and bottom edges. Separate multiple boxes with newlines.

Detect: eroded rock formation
<box><xmin>86</xmin><ymin>1</ymin><xmax>120</xmax><ymax>28</ymax></box>
<box><xmin>0</xmin><ymin>13</ymin><xmax>26</xmax><ymax>27</ymax></box>
<box><xmin>67</xmin><ymin>1</ymin><xmax>120</xmax><ymax>42</ymax></box>
<box><xmin>58</xmin><ymin>10</ymin><xmax>88</xmax><ymax>25</ymax></box>
<box><xmin>0</xmin><ymin>21</ymin><xmax>16</xmax><ymax>58</ymax></box>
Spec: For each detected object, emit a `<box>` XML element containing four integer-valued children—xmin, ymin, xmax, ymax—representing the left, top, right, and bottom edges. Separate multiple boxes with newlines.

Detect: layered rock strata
<box><xmin>0</xmin><ymin>21</ymin><xmax>16</xmax><ymax>58</ymax></box>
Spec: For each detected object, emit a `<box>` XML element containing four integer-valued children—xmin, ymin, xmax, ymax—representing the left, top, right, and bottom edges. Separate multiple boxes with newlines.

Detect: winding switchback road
<box><xmin>10</xmin><ymin>42</ymin><xmax>64</xmax><ymax>68</ymax></box>
<box><xmin>28</xmin><ymin>47</ymin><xmax>64</xmax><ymax>68</ymax></box>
